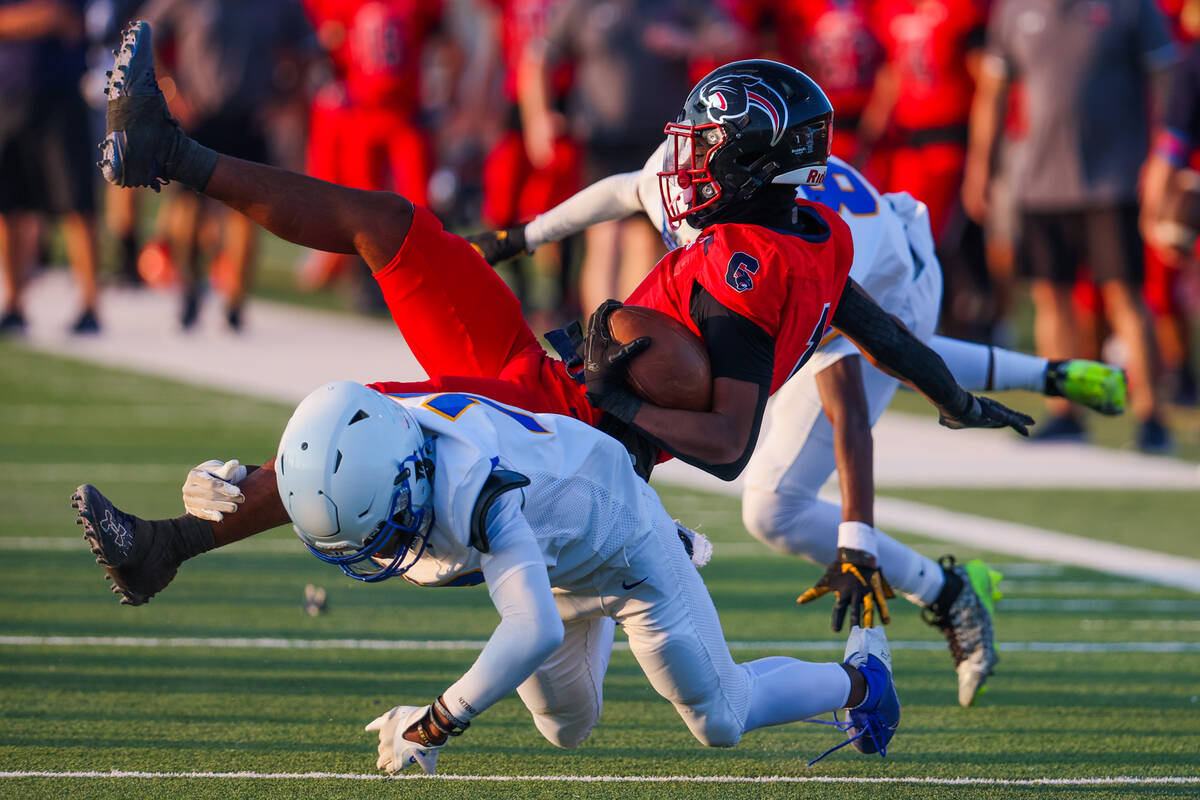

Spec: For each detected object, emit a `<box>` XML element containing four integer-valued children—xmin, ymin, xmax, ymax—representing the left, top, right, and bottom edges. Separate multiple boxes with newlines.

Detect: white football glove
<box><xmin>365</xmin><ymin>705</ymin><xmax>443</xmax><ymax>775</ymax></box>
<box><xmin>182</xmin><ymin>459</ymin><xmax>247</xmax><ymax>522</ymax></box>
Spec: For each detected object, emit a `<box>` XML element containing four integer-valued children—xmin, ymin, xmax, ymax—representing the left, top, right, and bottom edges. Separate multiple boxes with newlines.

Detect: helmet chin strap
<box><xmin>690</xmin><ymin>183</ymin><xmax>797</xmax><ymax>228</ymax></box>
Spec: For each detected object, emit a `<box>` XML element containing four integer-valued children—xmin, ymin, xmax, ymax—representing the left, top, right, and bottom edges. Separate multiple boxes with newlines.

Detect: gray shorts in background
<box><xmin>1018</xmin><ymin>203</ymin><xmax>1144</xmax><ymax>287</ymax></box>
<box><xmin>0</xmin><ymin>86</ymin><xmax>96</xmax><ymax>216</ymax></box>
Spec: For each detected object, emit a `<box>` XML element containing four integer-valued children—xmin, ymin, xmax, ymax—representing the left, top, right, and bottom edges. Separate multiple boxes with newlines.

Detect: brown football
<box><xmin>607</xmin><ymin>305</ymin><xmax>712</xmax><ymax>412</ymax></box>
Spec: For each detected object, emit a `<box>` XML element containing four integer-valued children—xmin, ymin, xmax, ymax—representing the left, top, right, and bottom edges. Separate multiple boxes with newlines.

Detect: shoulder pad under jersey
<box><xmin>468</xmin><ymin>469</ymin><xmax>531</xmax><ymax>552</ymax></box>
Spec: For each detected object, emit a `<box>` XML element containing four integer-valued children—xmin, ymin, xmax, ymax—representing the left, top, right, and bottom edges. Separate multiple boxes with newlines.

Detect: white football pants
<box><xmin>517</xmin><ymin>503</ymin><xmax>851</xmax><ymax>749</ymax></box>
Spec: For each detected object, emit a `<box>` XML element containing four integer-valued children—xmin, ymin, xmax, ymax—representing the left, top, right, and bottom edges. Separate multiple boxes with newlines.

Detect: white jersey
<box><xmin>635</xmin><ymin>142</ymin><xmax>930</xmax><ymax>321</ymax></box>
<box><xmin>385</xmin><ymin>392</ymin><xmax>658</xmax><ymax>590</ymax></box>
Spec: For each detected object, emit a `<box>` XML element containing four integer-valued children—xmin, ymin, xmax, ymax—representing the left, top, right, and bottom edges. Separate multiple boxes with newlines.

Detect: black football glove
<box><xmin>583</xmin><ymin>299</ymin><xmax>650</xmax><ymax>423</ymax></box>
<box><xmin>466</xmin><ymin>226</ymin><xmax>527</xmax><ymax>265</ymax></box>
<box><xmin>798</xmin><ymin>547</ymin><xmax>895</xmax><ymax>632</ymax></box>
<box><xmin>938</xmin><ymin>392</ymin><xmax>1035</xmax><ymax>436</ymax></box>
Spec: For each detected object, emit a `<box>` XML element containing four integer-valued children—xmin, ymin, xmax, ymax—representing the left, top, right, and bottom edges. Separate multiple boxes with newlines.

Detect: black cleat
<box><xmin>0</xmin><ymin>308</ymin><xmax>26</xmax><ymax>335</ymax></box>
<box><xmin>70</xmin><ymin>308</ymin><xmax>101</xmax><ymax>335</ymax></box>
<box><xmin>73</xmin><ymin>484</ymin><xmax>178</xmax><ymax>605</ymax></box>
<box><xmin>99</xmin><ymin>22</ymin><xmax>174</xmax><ymax>190</ymax></box>
<box><xmin>99</xmin><ymin>21</ymin><xmax>216</xmax><ymax>192</ymax></box>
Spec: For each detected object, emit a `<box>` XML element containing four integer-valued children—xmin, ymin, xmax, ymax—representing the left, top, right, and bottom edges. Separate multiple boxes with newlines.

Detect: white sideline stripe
<box><xmin>3</xmin><ymin>635</ymin><xmax>1198</xmax><ymax>654</ymax></box>
<box><xmin>650</xmin><ymin>463</ymin><xmax>1200</xmax><ymax>593</ymax></box>
<box><xmin>873</xmin><ymin>495</ymin><xmax>1200</xmax><ymax>593</ymax></box>
<box><xmin>0</xmin><ymin>771</ymin><xmax>1197</xmax><ymax>786</ymax></box>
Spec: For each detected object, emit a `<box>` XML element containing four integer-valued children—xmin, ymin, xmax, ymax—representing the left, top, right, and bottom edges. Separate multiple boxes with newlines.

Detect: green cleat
<box><xmin>923</xmin><ymin>556</ymin><xmax>1003</xmax><ymax>707</ymax></box>
<box><xmin>1046</xmin><ymin>359</ymin><xmax>1126</xmax><ymax>416</ymax></box>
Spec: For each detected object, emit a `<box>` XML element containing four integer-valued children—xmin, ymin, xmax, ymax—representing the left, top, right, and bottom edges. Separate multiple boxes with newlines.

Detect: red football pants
<box><xmin>367</xmin><ymin>205</ymin><xmax>598</xmax><ymax>424</ymax></box>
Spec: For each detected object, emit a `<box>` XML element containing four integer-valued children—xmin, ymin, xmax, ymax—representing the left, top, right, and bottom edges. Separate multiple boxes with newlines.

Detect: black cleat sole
<box><xmin>73</xmin><ymin>484</ymin><xmax>149</xmax><ymax>606</ymax></box>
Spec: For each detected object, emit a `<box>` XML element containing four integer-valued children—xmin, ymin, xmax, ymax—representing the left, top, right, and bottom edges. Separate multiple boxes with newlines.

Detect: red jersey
<box><xmin>739</xmin><ymin>0</ymin><xmax>881</xmax><ymax>122</ymax></box>
<box><xmin>873</xmin><ymin>0</ymin><xmax>986</xmax><ymax>131</ymax></box>
<box><xmin>490</xmin><ymin>0</ymin><xmax>573</xmax><ymax>102</ymax></box>
<box><xmin>306</xmin><ymin>0</ymin><xmax>441</xmax><ymax>113</ymax></box>
<box><xmin>625</xmin><ymin>203</ymin><xmax>854</xmax><ymax>394</ymax></box>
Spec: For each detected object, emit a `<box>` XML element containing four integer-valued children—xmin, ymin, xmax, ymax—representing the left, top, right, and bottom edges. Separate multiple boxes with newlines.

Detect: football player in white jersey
<box><xmin>467</xmin><ymin>144</ymin><xmax>1127</xmax><ymax>707</ymax></box>
<box><xmin>236</xmin><ymin>381</ymin><xmax>901</xmax><ymax>773</ymax></box>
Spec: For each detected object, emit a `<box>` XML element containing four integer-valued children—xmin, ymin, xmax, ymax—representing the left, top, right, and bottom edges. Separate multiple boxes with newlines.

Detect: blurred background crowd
<box><xmin>2</xmin><ymin>0</ymin><xmax>1199</xmax><ymax>451</ymax></box>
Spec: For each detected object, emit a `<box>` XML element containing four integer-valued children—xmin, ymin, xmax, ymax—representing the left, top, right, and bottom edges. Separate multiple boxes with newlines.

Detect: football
<box><xmin>606</xmin><ymin>305</ymin><xmax>712</xmax><ymax>412</ymax></box>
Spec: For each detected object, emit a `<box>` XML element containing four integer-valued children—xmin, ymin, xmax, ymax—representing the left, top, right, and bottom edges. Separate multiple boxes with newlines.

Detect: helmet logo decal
<box><xmin>699</xmin><ymin>74</ymin><xmax>790</xmax><ymax>147</ymax></box>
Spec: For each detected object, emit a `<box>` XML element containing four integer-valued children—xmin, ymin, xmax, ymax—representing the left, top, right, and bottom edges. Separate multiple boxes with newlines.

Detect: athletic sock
<box><xmin>136</xmin><ymin>513</ymin><xmax>215</xmax><ymax>564</ymax></box>
<box><xmin>925</xmin><ymin>563</ymin><xmax>964</xmax><ymax>619</ymax></box>
<box><xmin>740</xmin><ymin>658</ymin><xmax>851</xmax><ymax>731</ymax></box>
<box><xmin>105</xmin><ymin>95</ymin><xmax>218</xmax><ymax>190</ymax></box>
<box><xmin>840</xmin><ymin>663</ymin><xmax>868</xmax><ymax>708</ymax></box>
<box><xmin>931</xmin><ymin>335</ymin><xmax>1048</xmax><ymax>394</ymax></box>
<box><xmin>877</xmin><ymin>530</ymin><xmax>945</xmax><ymax>607</ymax></box>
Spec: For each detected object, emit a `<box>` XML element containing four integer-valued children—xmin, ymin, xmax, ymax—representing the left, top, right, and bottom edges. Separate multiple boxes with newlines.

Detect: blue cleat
<box><xmin>843</xmin><ymin>626</ymin><xmax>900</xmax><ymax>755</ymax></box>
<box><xmin>805</xmin><ymin>626</ymin><xmax>900</xmax><ymax>764</ymax></box>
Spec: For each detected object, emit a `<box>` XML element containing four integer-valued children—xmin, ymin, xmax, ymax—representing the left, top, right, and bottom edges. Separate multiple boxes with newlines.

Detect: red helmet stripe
<box><xmin>746</xmin><ymin>90</ymin><xmax>781</xmax><ymax>143</ymax></box>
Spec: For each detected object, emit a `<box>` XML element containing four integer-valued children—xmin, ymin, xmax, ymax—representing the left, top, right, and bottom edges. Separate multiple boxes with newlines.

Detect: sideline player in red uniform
<box><xmin>81</xmin><ymin>28</ymin><xmax>1031</xmax><ymax>606</ymax></box>
<box><xmin>296</xmin><ymin>0</ymin><xmax>442</xmax><ymax>290</ymax></box>
<box><xmin>862</xmin><ymin>0</ymin><xmax>986</xmax><ymax>239</ymax></box>
<box><xmin>734</xmin><ymin>0</ymin><xmax>883</xmax><ymax>163</ymax></box>
<box><xmin>482</xmin><ymin>0</ymin><xmax>581</xmax><ymax>231</ymax></box>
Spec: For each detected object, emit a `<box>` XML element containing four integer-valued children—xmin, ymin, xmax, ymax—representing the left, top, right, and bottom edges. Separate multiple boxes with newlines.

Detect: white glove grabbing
<box><xmin>365</xmin><ymin>705</ymin><xmax>442</xmax><ymax>775</ymax></box>
<box><xmin>182</xmin><ymin>459</ymin><xmax>247</xmax><ymax>522</ymax></box>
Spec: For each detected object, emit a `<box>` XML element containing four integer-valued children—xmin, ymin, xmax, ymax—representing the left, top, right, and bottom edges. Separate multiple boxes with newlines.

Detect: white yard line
<box><xmin>0</xmin><ymin>770</ymin><xmax>1196</xmax><ymax>785</ymax></box>
<box><xmin>3</xmin><ymin>635</ymin><xmax>1198</xmax><ymax>654</ymax></box>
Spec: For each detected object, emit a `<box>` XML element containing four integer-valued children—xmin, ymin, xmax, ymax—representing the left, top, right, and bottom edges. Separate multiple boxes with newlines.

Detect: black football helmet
<box><xmin>659</xmin><ymin>60</ymin><xmax>833</xmax><ymax>229</ymax></box>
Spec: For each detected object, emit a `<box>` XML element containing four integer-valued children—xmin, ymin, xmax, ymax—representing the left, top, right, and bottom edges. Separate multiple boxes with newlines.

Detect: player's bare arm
<box><xmin>582</xmin><ymin>297</ymin><xmax>772</xmax><ymax>480</ymax></box>
<box><xmin>629</xmin><ymin>377</ymin><xmax>764</xmax><ymax>468</ymax></box>
<box><xmin>831</xmin><ymin>279</ymin><xmax>1034</xmax><ymax>435</ymax></box>
<box><xmin>962</xmin><ymin>67</ymin><xmax>1008</xmax><ymax>223</ymax></box>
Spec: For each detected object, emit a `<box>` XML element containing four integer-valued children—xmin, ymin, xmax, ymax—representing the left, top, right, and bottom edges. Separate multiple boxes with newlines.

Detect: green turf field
<box><xmin>1</xmin><ymin>344</ymin><xmax>1198</xmax><ymax>799</ymax></box>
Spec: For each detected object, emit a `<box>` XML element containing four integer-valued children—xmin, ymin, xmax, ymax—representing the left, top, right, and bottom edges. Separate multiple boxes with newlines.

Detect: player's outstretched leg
<box><xmin>72</xmin><ymin>484</ymin><xmax>212</xmax><ymax>605</ymax></box>
<box><xmin>930</xmin><ymin>337</ymin><xmax>1127</xmax><ymax>415</ymax></box>
<box><xmin>921</xmin><ymin>556</ymin><xmax>1002</xmax><ymax>706</ymax></box>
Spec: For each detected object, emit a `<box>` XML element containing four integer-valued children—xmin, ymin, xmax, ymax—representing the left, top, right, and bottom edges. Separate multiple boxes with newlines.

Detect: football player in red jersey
<box><xmin>861</xmin><ymin>0</ymin><xmax>987</xmax><ymax>239</ymax></box>
<box><xmin>319</xmin><ymin>0</ymin><xmax>440</xmax><ymax>202</ymax></box>
<box><xmin>84</xmin><ymin>29</ymin><xmax>1031</xmax><ymax>605</ymax></box>
<box><xmin>296</xmin><ymin>0</ymin><xmax>443</xmax><ymax>291</ymax></box>
<box><xmin>479</xmin><ymin>0</ymin><xmax>582</xmax><ymax>318</ymax></box>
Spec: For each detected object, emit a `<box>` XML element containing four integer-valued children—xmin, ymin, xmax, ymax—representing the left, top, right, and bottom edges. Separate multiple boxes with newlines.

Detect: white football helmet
<box><xmin>276</xmin><ymin>381</ymin><xmax>435</xmax><ymax>582</ymax></box>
